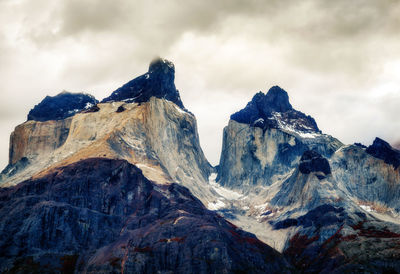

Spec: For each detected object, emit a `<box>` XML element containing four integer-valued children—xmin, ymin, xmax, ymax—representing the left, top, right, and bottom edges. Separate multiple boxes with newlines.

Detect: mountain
<box><xmin>231</xmin><ymin>86</ymin><xmax>319</xmax><ymax>133</ymax></box>
<box><xmin>214</xmin><ymin>87</ymin><xmax>400</xmax><ymax>272</ymax></box>
<box><xmin>218</xmin><ymin>86</ymin><xmax>342</xmax><ymax>189</ymax></box>
<box><xmin>0</xmin><ymin>61</ymin><xmax>215</xmax><ymax>206</ymax></box>
<box><xmin>1</xmin><ymin>58</ymin><xmax>400</xmax><ymax>272</ymax></box>
<box><xmin>0</xmin><ymin>58</ymin><xmax>291</xmax><ymax>273</ymax></box>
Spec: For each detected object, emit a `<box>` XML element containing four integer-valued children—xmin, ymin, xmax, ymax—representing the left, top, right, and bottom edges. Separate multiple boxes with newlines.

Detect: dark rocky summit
<box><xmin>102</xmin><ymin>58</ymin><xmax>185</xmax><ymax>109</ymax></box>
<box><xmin>0</xmin><ymin>158</ymin><xmax>289</xmax><ymax>273</ymax></box>
<box><xmin>27</xmin><ymin>91</ymin><xmax>98</xmax><ymax>122</ymax></box>
<box><xmin>299</xmin><ymin>150</ymin><xmax>331</xmax><ymax>176</ymax></box>
<box><xmin>366</xmin><ymin>137</ymin><xmax>400</xmax><ymax>169</ymax></box>
<box><xmin>231</xmin><ymin>86</ymin><xmax>320</xmax><ymax>133</ymax></box>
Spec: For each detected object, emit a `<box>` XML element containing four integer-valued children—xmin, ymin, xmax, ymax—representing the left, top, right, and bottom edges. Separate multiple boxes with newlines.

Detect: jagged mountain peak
<box><xmin>27</xmin><ymin>91</ymin><xmax>98</xmax><ymax>122</ymax></box>
<box><xmin>264</xmin><ymin>85</ymin><xmax>292</xmax><ymax>112</ymax></box>
<box><xmin>366</xmin><ymin>137</ymin><xmax>400</xmax><ymax>169</ymax></box>
<box><xmin>149</xmin><ymin>57</ymin><xmax>175</xmax><ymax>74</ymax></box>
<box><xmin>101</xmin><ymin>57</ymin><xmax>185</xmax><ymax>109</ymax></box>
<box><xmin>231</xmin><ymin>86</ymin><xmax>320</xmax><ymax>134</ymax></box>
<box><xmin>244</xmin><ymin>86</ymin><xmax>292</xmax><ymax>116</ymax></box>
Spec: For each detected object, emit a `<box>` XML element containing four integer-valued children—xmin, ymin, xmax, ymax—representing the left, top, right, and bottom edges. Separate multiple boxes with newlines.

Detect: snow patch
<box><xmin>208</xmin><ymin>173</ymin><xmax>242</xmax><ymax>200</ymax></box>
<box><xmin>84</xmin><ymin>102</ymin><xmax>94</xmax><ymax>109</ymax></box>
<box><xmin>174</xmin><ymin>105</ymin><xmax>187</xmax><ymax>114</ymax></box>
<box><xmin>360</xmin><ymin>205</ymin><xmax>374</xmax><ymax>212</ymax></box>
<box><xmin>67</xmin><ymin>109</ymin><xmax>80</xmax><ymax>115</ymax></box>
<box><xmin>208</xmin><ymin>200</ymin><xmax>226</xmax><ymax>210</ymax></box>
<box><xmin>255</xmin><ymin>202</ymin><xmax>269</xmax><ymax>210</ymax></box>
<box><xmin>272</xmin><ymin>112</ymin><xmax>320</xmax><ymax>139</ymax></box>
<box><xmin>136</xmin><ymin>163</ymin><xmax>158</xmax><ymax>172</ymax></box>
<box><xmin>253</xmin><ymin>118</ymin><xmax>264</xmax><ymax>125</ymax></box>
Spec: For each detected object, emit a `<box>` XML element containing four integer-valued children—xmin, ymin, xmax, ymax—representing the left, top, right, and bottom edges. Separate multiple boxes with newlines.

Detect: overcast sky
<box><xmin>1</xmin><ymin>0</ymin><xmax>400</xmax><ymax>169</ymax></box>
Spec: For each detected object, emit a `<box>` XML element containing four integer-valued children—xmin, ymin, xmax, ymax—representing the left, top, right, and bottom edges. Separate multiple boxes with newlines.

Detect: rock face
<box><xmin>0</xmin><ymin>158</ymin><xmax>289</xmax><ymax>273</ymax></box>
<box><xmin>8</xmin><ymin>118</ymin><xmax>72</xmax><ymax>165</ymax></box>
<box><xmin>231</xmin><ymin>86</ymin><xmax>319</xmax><ymax>133</ymax></box>
<box><xmin>218</xmin><ymin>88</ymin><xmax>342</xmax><ymax>189</ymax></box>
<box><xmin>102</xmin><ymin>57</ymin><xmax>185</xmax><ymax>109</ymax></box>
<box><xmin>331</xmin><ymin>144</ymin><xmax>400</xmax><ymax>212</ymax></box>
<box><xmin>27</xmin><ymin>91</ymin><xmax>98</xmax><ymax>122</ymax></box>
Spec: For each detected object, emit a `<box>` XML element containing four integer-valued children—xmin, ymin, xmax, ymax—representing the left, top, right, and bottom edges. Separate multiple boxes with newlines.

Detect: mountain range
<box><xmin>1</xmin><ymin>58</ymin><xmax>400</xmax><ymax>273</ymax></box>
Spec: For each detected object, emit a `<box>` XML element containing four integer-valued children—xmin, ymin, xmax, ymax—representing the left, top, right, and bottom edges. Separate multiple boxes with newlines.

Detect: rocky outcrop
<box><xmin>102</xmin><ymin>57</ymin><xmax>185</xmax><ymax>109</ymax></box>
<box><xmin>366</xmin><ymin>137</ymin><xmax>400</xmax><ymax>169</ymax></box>
<box><xmin>0</xmin><ymin>158</ymin><xmax>290</xmax><ymax>273</ymax></box>
<box><xmin>270</xmin><ymin>150</ymin><xmax>340</xmax><ymax>209</ymax></box>
<box><xmin>27</xmin><ymin>91</ymin><xmax>98</xmax><ymax>122</ymax></box>
<box><xmin>298</xmin><ymin>150</ymin><xmax>331</xmax><ymax>177</ymax></box>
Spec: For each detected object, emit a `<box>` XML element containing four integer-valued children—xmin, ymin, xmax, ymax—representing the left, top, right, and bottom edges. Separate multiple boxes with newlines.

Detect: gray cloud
<box><xmin>0</xmin><ymin>0</ymin><xmax>400</xmax><ymax>168</ymax></box>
